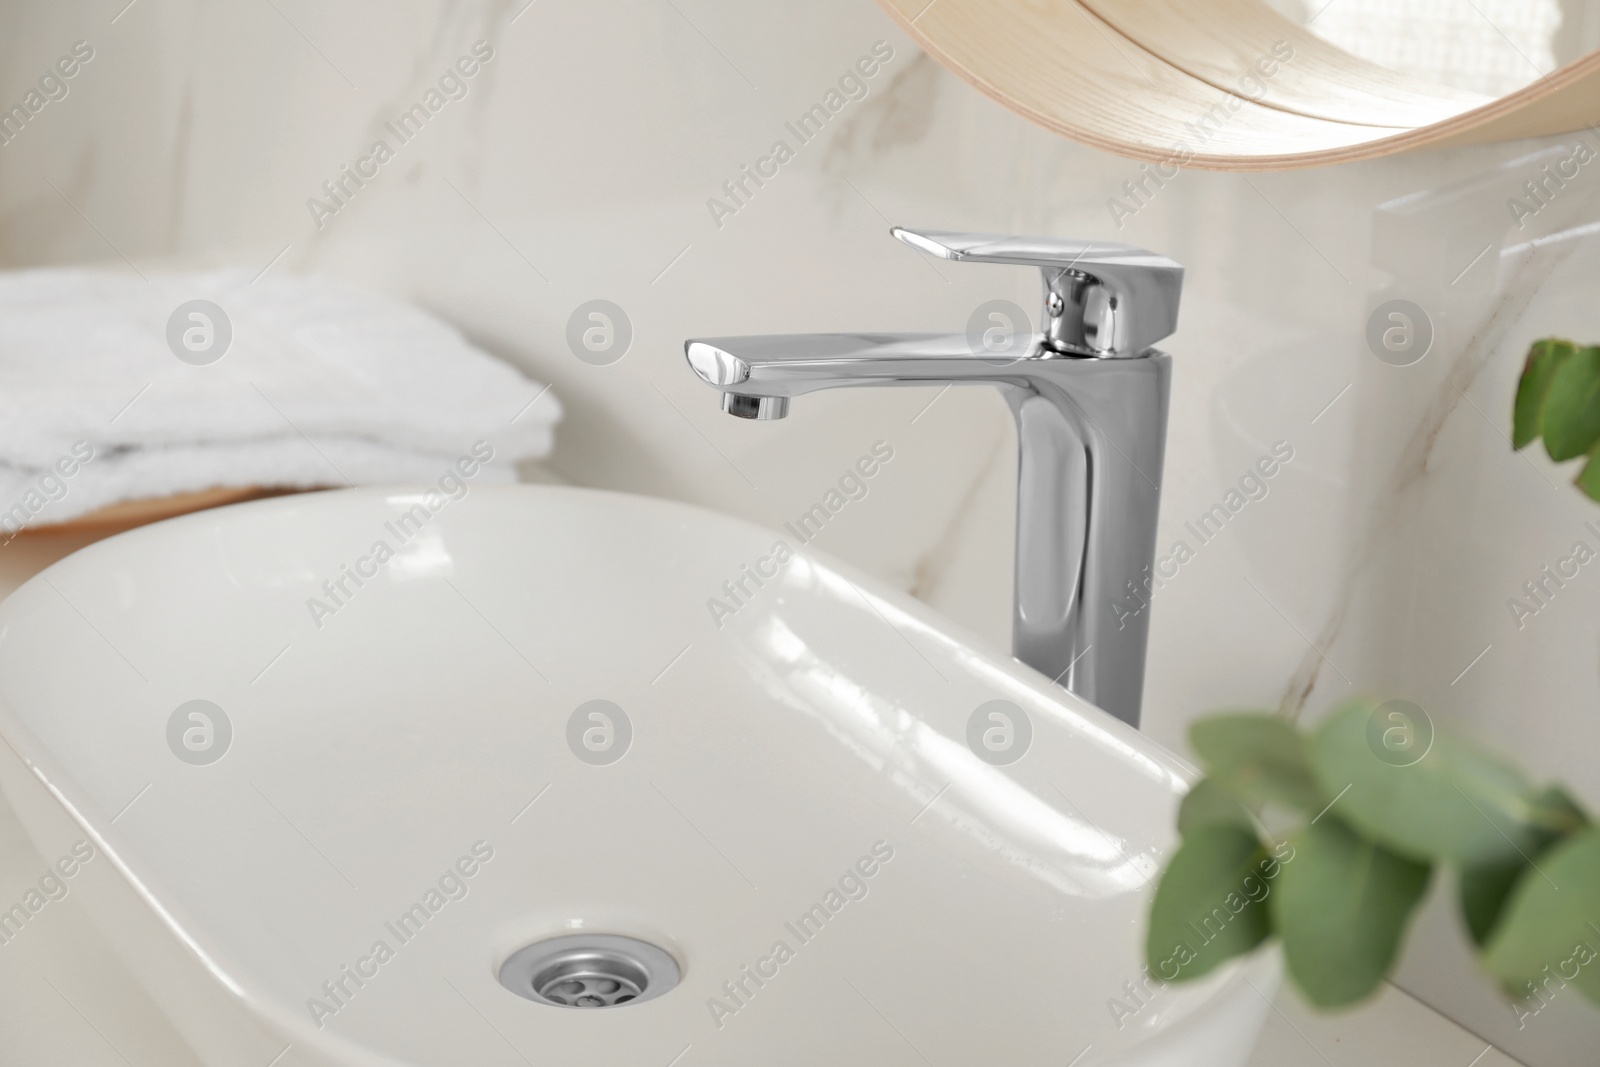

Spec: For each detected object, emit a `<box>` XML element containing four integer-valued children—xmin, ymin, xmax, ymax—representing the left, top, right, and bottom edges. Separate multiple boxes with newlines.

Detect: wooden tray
<box><xmin>20</xmin><ymin>487</ymin><xmax>316</xmax><ymax>539</ymax></box>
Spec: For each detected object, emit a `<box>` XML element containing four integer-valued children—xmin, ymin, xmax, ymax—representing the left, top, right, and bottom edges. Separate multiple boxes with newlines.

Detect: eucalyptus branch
<box><xmin>1147</xmin><ymin>338</ymin><xmax>1600</xmax><ymax>1011</ymax></box>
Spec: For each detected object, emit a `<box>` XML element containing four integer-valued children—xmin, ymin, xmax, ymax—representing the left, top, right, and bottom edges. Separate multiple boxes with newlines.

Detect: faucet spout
<box><xmin>683</xmin><ymin>229</ymin><xmax>1182</xmax><ymax>728</ymax></box>
<box><xmin>687</xmin><ymin>332</ymin><xmax>1040</xmax><ymax>401</ymax></box>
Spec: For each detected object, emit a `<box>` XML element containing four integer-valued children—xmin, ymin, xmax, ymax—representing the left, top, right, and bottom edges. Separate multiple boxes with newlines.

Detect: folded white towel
<box><xmin>0</xmin><ymin>268</ymin><xmax>561</xmax><ymax>525</ymax></box>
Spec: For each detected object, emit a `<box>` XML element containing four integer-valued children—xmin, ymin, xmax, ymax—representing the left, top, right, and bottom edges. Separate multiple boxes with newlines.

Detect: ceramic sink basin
<box><xmin>0</xmin><ymin>485</ymin><xmax>1276</xmax><ymax>1066</ymax></box>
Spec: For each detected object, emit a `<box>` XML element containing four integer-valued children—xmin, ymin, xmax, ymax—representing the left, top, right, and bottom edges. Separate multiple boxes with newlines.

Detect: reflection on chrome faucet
<box><xmin>684</xmin><ymin>228</ymin><xmax>1184</xmax><ymax>727</ymax></box>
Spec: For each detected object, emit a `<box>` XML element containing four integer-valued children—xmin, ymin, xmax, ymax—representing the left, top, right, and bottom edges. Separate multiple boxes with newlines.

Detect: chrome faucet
<box><xmin>684</xmin><ymin>228</ymin><xmax>1182</xmax><ymax>728</ymax></box>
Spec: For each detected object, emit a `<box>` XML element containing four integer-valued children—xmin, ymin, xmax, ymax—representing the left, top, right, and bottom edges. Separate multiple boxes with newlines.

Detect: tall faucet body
<box><xmin>1003</xmin><ymin>351</ymin><xmax>1169</xmax><ymax>724</ymax></box>
<box><xmin>685</xmin><ymin>230</ymin><xmax>1182</xmax><ymax>728</ymax></box>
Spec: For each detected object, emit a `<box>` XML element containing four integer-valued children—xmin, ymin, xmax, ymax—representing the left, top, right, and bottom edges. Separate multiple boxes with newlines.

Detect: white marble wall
<box><xmin>2</xmin><ymin>1</ymin><xmax>1599</xmax><ymax>1063</ymax></box>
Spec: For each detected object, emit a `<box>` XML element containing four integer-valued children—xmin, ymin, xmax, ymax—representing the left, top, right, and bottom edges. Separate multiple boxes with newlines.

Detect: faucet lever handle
<box><xmin>891</xmin><ymin>227</ymin><xmax>1183</xmax><ymax>358</ymax></box>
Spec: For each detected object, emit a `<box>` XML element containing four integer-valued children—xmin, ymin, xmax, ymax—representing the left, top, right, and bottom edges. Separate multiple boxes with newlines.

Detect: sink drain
<box><xmin>499</xmin><ymin>934</ymin><xmax>680</xmax><ymax>1008</ymax></box>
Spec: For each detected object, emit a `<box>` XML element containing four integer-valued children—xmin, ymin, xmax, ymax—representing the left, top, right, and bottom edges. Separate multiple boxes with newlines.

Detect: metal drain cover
<box><xmin>499</xmin><ymin>934</ymin><xmax>680</xmax><ymax>1008</ymax></box>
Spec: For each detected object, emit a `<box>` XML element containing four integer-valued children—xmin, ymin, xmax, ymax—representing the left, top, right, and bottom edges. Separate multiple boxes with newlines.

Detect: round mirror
<box><xmin>1272</xmin><ymin>0</ymin><xmax>1600</xmax><ymax>97</ymax></box>
<box><xmin>880</xmin><ymin>0</ymin><xmax>1600</xmax><ymax>168</ymax></box>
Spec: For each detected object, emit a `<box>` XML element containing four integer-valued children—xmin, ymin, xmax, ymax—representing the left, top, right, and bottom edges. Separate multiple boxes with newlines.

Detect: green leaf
<box><xmin>1513</xmin><ymin>338</ymin><xmax>1577</xmax><ymax>449</ymax></box>
<box><xmin>1531</xmin><ymin>785</ymin><xmax>1592</xmax><ymax>834</ymax></box>
<box><xmin>1482</xmin><ymin>828</ymin><xmax>1600</xmax><ymax>1007</ymax></box>
<box><xmin>1272</xmin><ymin>817</ymin><xmax>1432</xmax><ymax>1007</ymax></box>
<box><xmin>1461</xmin><ymin>860</ymin><xmax>1526</xmax><ymax>949</ymax></box>
<box><xmin>1461</xmin><ymin>787</ymin><xmax>1588</xmax><ymax>948</ymax></box>
<box><xmin>1577</xmin><ymin>441</ymin><xmax>1600</xmax><ymax>503</ymax></box>
<box><xmin>1462</xmin><ymin>788</ymin><xmax>1588</xmax><ymax>944</ymax></box>
<box><xmin>1309</xmin><ymin>699</ymin><xmax>1545</xmax><ymax>865</ymax></box>
<box><xmin>1178</xmin><ymin>778</ymin><xmax>1255</xmax><ymax>836</ymax></box>
<box><xmin>1145</xmin><ymin>824</ymin><xmax>1273</xmax><ymax>983</ymax></box>
<box><xmin>1541</xmin><ymin>345</ymin><xmax>1600</xmax><ymax>461</ymax></box>
<box><xmin>1191</xmin><ymin>714</ymin><xmax>1325</xmax><ymax>813</ymax></box>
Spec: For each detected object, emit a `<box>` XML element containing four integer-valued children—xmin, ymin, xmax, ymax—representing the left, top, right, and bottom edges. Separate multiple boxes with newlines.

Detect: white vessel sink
<box><xmin>0</xmin><ymin>486</ymin><xmax>1275</xmax><ymax>1066</ymax></box>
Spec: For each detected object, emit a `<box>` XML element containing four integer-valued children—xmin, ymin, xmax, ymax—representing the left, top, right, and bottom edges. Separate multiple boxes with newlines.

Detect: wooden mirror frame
<box><xmin>880</xmin><ymin>0</ymin><xmax>1600</xmax><ymax>170</ymax></box>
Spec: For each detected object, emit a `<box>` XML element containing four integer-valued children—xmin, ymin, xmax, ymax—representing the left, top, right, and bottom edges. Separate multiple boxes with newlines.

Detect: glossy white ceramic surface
<box><xmin>0</xmin><ymin>486</ymin><xmax>1275</xmax><ymax>1067</ymax></box>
